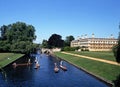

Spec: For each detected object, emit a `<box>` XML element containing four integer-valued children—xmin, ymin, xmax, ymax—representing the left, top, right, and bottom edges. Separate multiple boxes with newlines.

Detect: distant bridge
<box><xmin>41</xmin><ymin>48</ymin><xmax>53</xmax><ymax>54</ymax></box>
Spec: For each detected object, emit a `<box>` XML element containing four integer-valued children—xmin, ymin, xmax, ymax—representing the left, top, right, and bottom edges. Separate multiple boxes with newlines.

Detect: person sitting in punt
<box><xmin>36</xmin><ymin>61</ymin><xmax>40</xmax><ymax>67</ymax></box>
<box><xmin>12</xmin><ymin>62</ymin><xmax>17</xmax><ymax>66</ymax></box>
<box><xmin>12</xmin><ymin>62</ymin><xmax>17</xmax><ymax>68</ymax></box>
<box><xmin>54</xmin><ymin>63</ymin><xmax>59</xmax><ymax>73</ymax></box>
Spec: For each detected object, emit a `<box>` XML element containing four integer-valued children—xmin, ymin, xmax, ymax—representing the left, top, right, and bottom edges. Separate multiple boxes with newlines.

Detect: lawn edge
<box><xmin>52</xmin><ymin>54</ymin><xmax>114</xmax><ymax>87</ymax></box>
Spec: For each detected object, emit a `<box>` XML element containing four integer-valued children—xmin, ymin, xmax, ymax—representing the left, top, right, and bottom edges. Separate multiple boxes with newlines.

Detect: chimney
<box><xmin>81</xmin><ymin>35</ymin><xmax>84</xmax><ymax>39</ymax></box>
<box><xmin>85</xmin><ymin>34</ymin><xmax>87</xmax><ymax>38</ymax></box>
<box><xmin>110</xmin><ymin>34</ymin><xmax>114</xmax><ymax>38</ymax></box>
<box><xmin>77</xmin><ymin>36</ymin><xmax>80</xmax><ymax>40</ymax></box>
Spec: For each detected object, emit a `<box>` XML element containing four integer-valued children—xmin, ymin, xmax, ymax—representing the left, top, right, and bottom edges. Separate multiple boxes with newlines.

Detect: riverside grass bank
<box><xmin>0</xmin><ymin>53</ymin><xmax>24</xmax><ymax>68</ymax></box>
<box><xmin>54</xmin><ymin>51</ymin><xmax>120</xmax><ymax>87</ymax></box>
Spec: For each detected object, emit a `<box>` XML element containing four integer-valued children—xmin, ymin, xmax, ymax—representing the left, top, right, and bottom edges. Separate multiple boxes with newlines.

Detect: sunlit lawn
<box><xmin>0</xmin><ymin>53</ymin><xmax>24</xmax><ymax>68</ymax></box>
<box><xmin>54</xmin><ymin>52</ymin><xmax>120</xmax><ymax>82</ymax></box>
<box><xmin>67</xmin><ymin>51</ymin><xmax>116</xmax><ymax>61</ymax></box>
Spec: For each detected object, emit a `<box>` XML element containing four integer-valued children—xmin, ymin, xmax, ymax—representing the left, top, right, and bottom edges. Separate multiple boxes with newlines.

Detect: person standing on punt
<box><xmin>28</xmin><ymin>59</ymin><xmax>31</xmax><ymax>65</ymax></box>
<box><xmin>60</xmin><ymin>60</ymin><xmax>63</xmax><ymax>66</ymax></box>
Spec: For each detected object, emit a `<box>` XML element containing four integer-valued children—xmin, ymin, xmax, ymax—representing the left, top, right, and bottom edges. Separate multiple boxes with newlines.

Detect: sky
<box><xmin>0</xmin><ymin>0</ymin><xmax>120</xmax><ymax>43</ymax></box>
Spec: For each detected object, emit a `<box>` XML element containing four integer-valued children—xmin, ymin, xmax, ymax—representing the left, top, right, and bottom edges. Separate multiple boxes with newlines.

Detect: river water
<box><xmin>0</xmin><ymin>52</ymin><xmax>109</xmax><ymax>87</ymax></box>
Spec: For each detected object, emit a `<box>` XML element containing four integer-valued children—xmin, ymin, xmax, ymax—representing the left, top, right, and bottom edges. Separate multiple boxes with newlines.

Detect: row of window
<box><xmin>71</xmin><ymin>43</ymin><xmax>115</xmax><ymax>46</ymax></box>
<box><xmin>71</xmin><ymin>41</ymin><xmax>117</xmax><ymax>45</ymax></box>
<box><xmin>89</xmin><ymin>40</ymin><xmax>117</xmax><ymax>43</ymax></box>
<box><xmin>90</xmin><ymin>44</ymin><xmax>115</xmax><ymax>46</ymax></box>
<box><xmin>90</xmin><ymin>47</ymin><xmax>112</xmax><ymax>49</ymax></box>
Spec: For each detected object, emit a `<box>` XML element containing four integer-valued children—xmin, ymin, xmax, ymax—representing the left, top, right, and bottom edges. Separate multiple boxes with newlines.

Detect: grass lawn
<box><xmin>0</xmin><ymin>53</ymin><xmax>24</xmax><ymax>68</ymax></box>
<box><xmin>68</xmin><ymin>51</ymin><xmax>116</xmax><ymax>61</ymax></box>
<box><xmin>54</xmin><ymin>52</ymin><xmax>120</xmax><ymax>82</ymax></box>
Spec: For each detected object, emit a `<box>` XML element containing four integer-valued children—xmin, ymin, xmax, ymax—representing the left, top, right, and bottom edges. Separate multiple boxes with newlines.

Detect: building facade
<box><xmin>71</xmin><ymin>35</ymin><xmax>118</xmax><ymax>51</ymax></box>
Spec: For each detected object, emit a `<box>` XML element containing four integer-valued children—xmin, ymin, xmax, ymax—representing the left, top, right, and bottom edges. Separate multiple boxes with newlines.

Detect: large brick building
<box><xmin>71</xmin><ymin>34</ymin><xmax>118</xmax><ymax>51</ymax></box>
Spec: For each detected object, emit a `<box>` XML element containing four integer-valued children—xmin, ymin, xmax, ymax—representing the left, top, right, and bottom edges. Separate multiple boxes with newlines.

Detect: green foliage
<box><xmin>116</xmin><ymin>33</ymin><xmax>120</xmax><ymax>63</ymax></box>
<box><xmin>41</xmin><ymin>39</ymin><xmax>48</xmax><ymax>48</ymax></box>
<box><xmin>65</xmin><ymin>35</ymin><xmax>75</xmax><ymax>46</ymax></box>
<box><xmin>113</xmin><ymin>74</ymin><xmax>120</xmax><ymax>87</ymax></box>
<box><xmin>113</xmin><ymin>25</ymin><xmax>120</xmax><ymax>63</ymax></box>
<box><xmin>112</xmin><ymin>45</ymin><xmax>118</xmax><ymax>59</ymax></box>
<box><xmin>0</xmin><ymin>22</ymin><xmax>37</xmax><ymax>54</ymax></box>
<box><xmin>62</xmin><ymin>46</ymin><xmax>79</xmax><ymax>51</ymax></box>
<box><xmin>0</xmin><ymin>25</ymin><xmax>7</xmax><ymax>40</ymax></box>
<box><xmin>116</xmin><ymin>46</ymin><xmax>120</xmax><ymax>63</ymax></box>
<box><xmin>48</xmin><ymin>34</ymin><xmax>64</xmax><ymax>48</ymax></box>
<box><xmin>0</xmin><ymin>41</ymin><xmax>10</xmax><ymax>52</ymax></box>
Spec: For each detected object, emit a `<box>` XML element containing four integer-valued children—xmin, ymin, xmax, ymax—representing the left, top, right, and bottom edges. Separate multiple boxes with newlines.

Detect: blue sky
<box><xmin>0</xmin><ymin>0</ymin><xmax>120</xmax><ymax>43</ymax></box>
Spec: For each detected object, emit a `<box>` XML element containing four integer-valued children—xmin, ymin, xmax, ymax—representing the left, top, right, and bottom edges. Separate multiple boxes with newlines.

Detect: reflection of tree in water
<box><xmin>0</xmin><ymin>65</ymin><xmax>7</xmax><ymax>82</ymax></box>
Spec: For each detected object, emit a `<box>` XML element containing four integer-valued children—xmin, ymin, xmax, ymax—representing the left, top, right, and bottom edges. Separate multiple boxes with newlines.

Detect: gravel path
<box><xmin>61</xmin><ymin>52</ymin><xmax>120</xmax><ymax>66</ymax></box>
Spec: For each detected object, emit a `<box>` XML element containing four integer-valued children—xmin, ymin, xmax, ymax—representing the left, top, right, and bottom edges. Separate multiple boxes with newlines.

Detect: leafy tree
<box><xmin>48</xmin><ymin>34</ymin><xmax>64</xmax><ymax>48</ymax></box>
<box><xmin>62</xmin><ymin>46</ymin><xmax>79</xmax><ymax>51</ymax></box>
<box><xmin>114</xmin><ymin>74</ymin><xmax>120</xmax><ymax>87</ymax></box>
<box><xmin>0</xmin><ymin>22</ymin><xmax>37</xmax><ymax>53</ymax></box>
<box><xmin>41</xmin><ymin>39</ymin><xmax>48</xmax><ymax>48</ymax></box>
<box><xmin>113</xmin><ymin>24</ymin><xmax>120</xmax><ymax>63</ymax></box>
<box><xmin>5</xmin><ymin>22</ymin><xmax>36</xmax><ymax>43</ymax></box>
<box><xmin>0</xmin><ymin>41</ymin><xmax>10</xmax><ymax>52</ymax></box>
<box><xmin>65</xmin><ymin>35</ymin><xmax>75</xmax><ymax>46</ymax></box>
<box><xmin>0</xmin><ymin>25</ymin><xmax>7</xmax><ymax>40</ymax></box>
<box><xmin>116</xmin><ymin>32</ymin><xmax>120</xmax><ymax>63</ymax></box>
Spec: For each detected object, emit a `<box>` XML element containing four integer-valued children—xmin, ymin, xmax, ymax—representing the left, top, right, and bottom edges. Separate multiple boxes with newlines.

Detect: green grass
<box><xmin>67</xmin><ymin>51</ymin><xmax>116</xmax><ymax>61</ymax></box>
<box><xmin>0</xmin><ymin>53</ymin><xmax>24</xmax><ymax>68</ymax></box>
<box><xmin>54</xmin><ymin>52</ymin><xmax>120</xmax><ymax>82</ymax></box>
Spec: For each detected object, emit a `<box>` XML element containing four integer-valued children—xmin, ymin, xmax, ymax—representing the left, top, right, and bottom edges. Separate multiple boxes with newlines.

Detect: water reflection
<box><xmin>0</xmin><ymin>53</ymin><xmax>109</xmax><ymax>87</ymax></box>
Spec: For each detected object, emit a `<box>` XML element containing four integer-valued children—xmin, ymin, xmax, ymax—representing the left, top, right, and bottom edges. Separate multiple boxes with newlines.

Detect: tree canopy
<box><xmin>47</xmin><ymin>34</ymin><xmax>64</xmax><ymax>48</ymax></box>
<box><xmin>113</xmin><ymin>24</ymin><xmax>120</xmax><ymax>63</ymax></box>
<box><xmin>0</xmin><ymin>22</ymin><xmax>37</xmax><ymax>53</ymax></box>
<box><xmin>116</xmin><ymin>27</ymin><xmax>120</xmax><ymax>63</ymax></box>
<box><xmin>41</xmin><ymin>39</ymin><xmax>48</xmax><ymax>48</ymax></box>
<box><xmin>65</xmin><ymin>35</ymin><xmax>75</xmax><ymax>46</ymax></box>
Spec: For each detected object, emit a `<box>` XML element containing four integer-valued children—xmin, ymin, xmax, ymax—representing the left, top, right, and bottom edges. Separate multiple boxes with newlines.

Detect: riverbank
<box><xmin>53</xmin><ymin>52</ymin><xmax>120</xmax><ymax>87</ymax></box>
<box><xmin>0</xmin><ymin>53</ymin><xmax>25</xmax><ymax>68</ymax></box>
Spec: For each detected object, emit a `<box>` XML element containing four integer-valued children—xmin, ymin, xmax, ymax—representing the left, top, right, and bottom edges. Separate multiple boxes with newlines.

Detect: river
<box><xmin>0</xmin><ymin>52</ymin><xmax>109</xmax><ymax>87</ymax></box>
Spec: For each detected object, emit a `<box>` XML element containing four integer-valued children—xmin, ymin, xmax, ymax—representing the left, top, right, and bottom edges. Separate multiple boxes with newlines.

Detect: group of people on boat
<box><xmin>12</xmin><ymin>56</ymin><xmax>66</xmax><ymax>72</ymax></box>
<box><xmin>54</xmin><ymin>60</ymin><xmax>67</xmax><ymax>73</ymax></box>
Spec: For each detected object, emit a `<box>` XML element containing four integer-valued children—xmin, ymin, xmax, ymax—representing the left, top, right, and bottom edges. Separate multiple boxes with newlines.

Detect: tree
<box><xmin>65</xmin><ymin>35</ymin><xmax>75</xmax><ymax>46</ymax></box>
<box><xmin>114</xmin><ymin>74</ymin><xmax>120</xmax><ymax>87</ymax></box>
<box><xmin>5</xmin><ymin>22</ymin><xmax>36</xmax><ymax>43</ymax></box>
<box><xmin>113</xmin><ymin>23</ymin><xmax>120</xmax><ymax>63</ymax></box>
<box><xmin>0</xmin><ymin>22</ymin><xmax>37</xmax><ymax>53</ymax></box>
<box><xmin>0</xmin><ymin>25</ymin><xmax>7</xmax><ymax>40</ymax></box>
<box><xmin>112</xmin><ymin>24</ymin><xmax>120</xmax><ymax>87</ymax></box>
<box><xmin>48</xmin><ymin>34</ymin><xmax>64</xmax><ymax>48</ymax></box>
<box><xmin>116</xmin><ymin>24</ymin><xmax>120</xmax><ymax>63</ymax></box>
<box><xmin>41</xmin><ymin>39</ymin><xmax>48</xmax><ymax>48</ymax></box>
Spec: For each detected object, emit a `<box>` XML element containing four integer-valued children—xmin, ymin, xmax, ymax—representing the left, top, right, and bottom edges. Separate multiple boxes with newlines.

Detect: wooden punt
<box><xmin>34</xmin><ymin>63</ymin><xmax>40</xmax><ymax>69</ymax></box>
<box><xmin>17</xmin><ymin>63</ymin><xmax>32</xmax><ymax>66</ymax></box>
<box><xmin>12</xmin><ymin>63</ymin><xmax>32</xmax><ymax>66</ymax></box>
<box><xmin>60</xmin><ymin>65</ymin><xmax>67</xmax><ymax>71</ymax></box>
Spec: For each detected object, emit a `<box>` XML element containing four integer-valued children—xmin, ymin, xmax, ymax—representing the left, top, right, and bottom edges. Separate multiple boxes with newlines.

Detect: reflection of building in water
<box><xmin>71</xmin><ymin>34</ymin><xmax>118</xmax><ymax>51</ymax></box>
